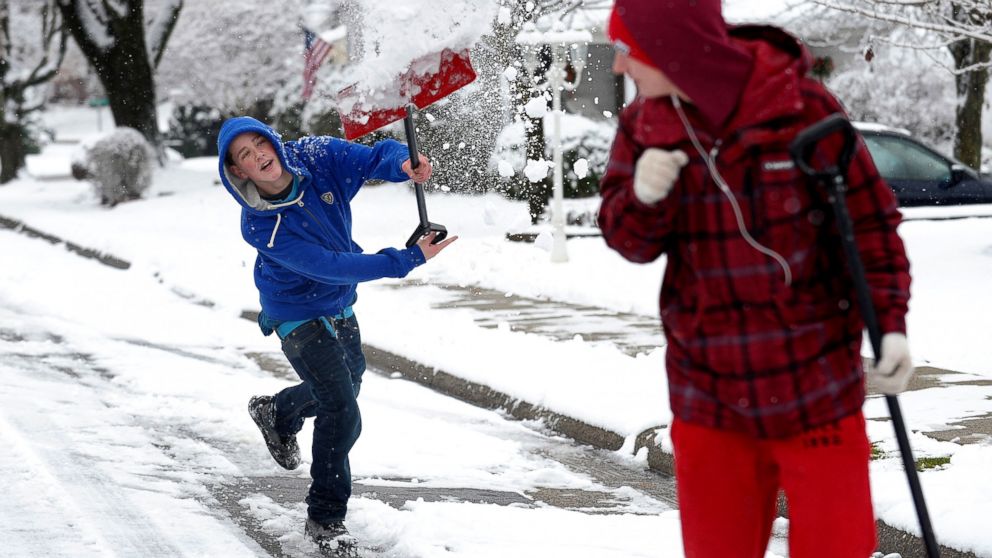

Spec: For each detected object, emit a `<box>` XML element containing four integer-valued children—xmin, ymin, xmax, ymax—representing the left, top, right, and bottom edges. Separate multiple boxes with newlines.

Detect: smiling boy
<box><xmin>218</xmin><ymin>117</ymin><xmax>454</xmax><ymax>556</ymax></box>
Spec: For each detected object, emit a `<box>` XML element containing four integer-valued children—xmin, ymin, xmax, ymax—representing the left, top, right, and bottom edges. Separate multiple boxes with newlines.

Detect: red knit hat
<box><xmin>609</xmin><ymin>0</ymin><xmax>754</xmax><ymax>130</ymax></box>
<box><xmin>606</xmin><ymin>6</ymin><xmax>655</xmax><ymax>68</ymax></box>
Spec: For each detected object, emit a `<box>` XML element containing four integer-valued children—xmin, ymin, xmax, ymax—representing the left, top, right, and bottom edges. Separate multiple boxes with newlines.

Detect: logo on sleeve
<box><xmin>321</xmin><ymin>192</ymin><xmax>335</xmax><ymax>205</ymax></box>
<box><xmin>762</xmin><ymin>160</ymin><xmax>796</xmax><ymax>172</ymax></box>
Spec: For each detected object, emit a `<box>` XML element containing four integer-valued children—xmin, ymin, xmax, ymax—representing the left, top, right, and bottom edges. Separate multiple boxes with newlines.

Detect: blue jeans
<box><xmin>272</xmin><ymin>313</ymin><xmax>365</xmax><ymax>524</ymax></box>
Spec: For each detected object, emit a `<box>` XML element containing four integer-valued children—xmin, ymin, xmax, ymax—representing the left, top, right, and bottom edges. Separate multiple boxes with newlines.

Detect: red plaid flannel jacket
<box><xmin>599</xmin><ymin>27</ymin><xmax>911</xmax><ymax>438</ymax></box>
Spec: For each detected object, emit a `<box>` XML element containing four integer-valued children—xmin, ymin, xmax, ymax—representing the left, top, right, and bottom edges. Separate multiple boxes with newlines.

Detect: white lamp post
<box><xmin>517</xmin><ymin>25</ymin><xmax>591</xmax><ymax>263</ymax></box>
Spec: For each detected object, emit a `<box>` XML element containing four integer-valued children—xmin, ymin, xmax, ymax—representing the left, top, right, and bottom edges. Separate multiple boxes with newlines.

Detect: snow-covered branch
<box><xmin>3</xmin><ymin>1</ymin><xmax>66</xmax><ymax>93</ymax></box>
<box><xmin>871</xmin><ymin>0</ymin><xmax>931</xmax><ymax>5</ymax></box>
<box><xmin>103</xmin><ymin>0</ymin><xmax>128</xmax><ymax>19</ymax></box>
<box><xmin>62</xmin><ymin>0</ymin><xmax>115</xmax><ymax>51</ymax></box>
<box><xmin>813</xmin><ymin>0</ymin><xmax>992</xmax><ymax>42</ymax></box>
<box><xmin>22</xmin><ymin>3</ymin><xmax>67</xmax><ymax>89</ymax></box>
<box><xmin>146</xmin><ymin>0</ymin><xmax>182</xmax><ymax>68</ymax></box>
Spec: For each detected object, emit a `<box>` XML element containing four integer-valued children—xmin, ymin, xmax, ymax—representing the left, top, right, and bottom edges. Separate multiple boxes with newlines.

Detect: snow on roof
<box><xmin>853</xmin><ymin>121</ymin><xmax>912</xmax><ymax>136</ymax></box>
<box><xmin>516</xmin><ymin>22</ymin><xmax>593</xmax><ymax>46</ymax></box>
<box><xmin>723</xmin><ymin>0</ymin><xmax>803</xmax><ymax>24</ymax></box>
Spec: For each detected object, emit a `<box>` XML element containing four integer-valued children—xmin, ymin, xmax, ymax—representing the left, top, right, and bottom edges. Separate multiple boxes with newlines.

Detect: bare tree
<box><xmin>0</xmin><ymin>0</ymin><xmax>67</xmax><ymax>183</ymax></box>
<box><xmin>814</xmin><ymin>0</ymin><xmax>992</xmax><ymax>169</ymax></box>
<box><xmin>56</xmin><ymin>0</ymin><xmax>183</xmax><ymax>146</ymax></box>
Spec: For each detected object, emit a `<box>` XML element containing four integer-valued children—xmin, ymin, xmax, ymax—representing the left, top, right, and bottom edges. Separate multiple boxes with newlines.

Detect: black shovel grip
<box><xmin>789</xmin><ymin>113</ymin><xmax>858</xmax><ymax>179</ymax></box>
<box><xmin>403</xmin><ymin>105</ymin><xmax>420</xmax><ymax>170</ymax></box>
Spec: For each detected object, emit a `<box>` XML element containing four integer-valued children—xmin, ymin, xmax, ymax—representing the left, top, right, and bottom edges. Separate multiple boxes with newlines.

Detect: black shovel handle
<box><xmin>791</xmin><ymin>114</ymin><xmax>941</xmax><ymax>558</ymax></box>
<box><xmin>401</xmin><ymin>105</ymin><xmax>446</xmax><ymax>247</ymax></box>
<box><xmin>403</xmin><ymin>105</ymin><xmax>422</xmax><ymax>171</ymax></box>
<box><xmin>403</xmin><ymin>106</ymin><xmax>429</xmax><ymax>227</ymax></box>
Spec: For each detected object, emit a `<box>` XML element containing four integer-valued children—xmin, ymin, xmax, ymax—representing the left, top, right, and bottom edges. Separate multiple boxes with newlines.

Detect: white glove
<box><xmin>868</xmin><ymin>332</ymin><xmax>914</xmax><ymax>395</ymax></box>
<box><xmin>633</xmin><ymin>148</ymin><xmax>689</xmax><ymax>205</ymax></box>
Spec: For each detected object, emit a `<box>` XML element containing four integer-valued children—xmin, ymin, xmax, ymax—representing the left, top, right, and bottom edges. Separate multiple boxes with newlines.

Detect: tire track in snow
<box><xmin>0</xmin><ymin>342</ymin><xmax>265</xmax><ymax>557</ymax></box>
<box><xmin>0</xmin><ymin>360</ymin><xmax>185</xmax><ymax>557</ymax></box>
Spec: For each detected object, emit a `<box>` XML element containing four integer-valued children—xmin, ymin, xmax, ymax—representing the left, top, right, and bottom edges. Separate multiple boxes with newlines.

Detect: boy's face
<box><xmin>612</xmin><ymin>51</ymin><xmax>685</xmax><ymax>100</ymax></box>
<box><xmin>227</xmin><ymin>132</ymin><xmax>285</xmax><ymax>186</ymax></box>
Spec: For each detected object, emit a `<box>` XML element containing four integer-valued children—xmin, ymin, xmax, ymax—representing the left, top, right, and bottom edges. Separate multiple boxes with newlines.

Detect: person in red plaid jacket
<box><xmin>599</xmin><ymin>1</ymin><xmax>913</xmax><ymax>556</ymax></box>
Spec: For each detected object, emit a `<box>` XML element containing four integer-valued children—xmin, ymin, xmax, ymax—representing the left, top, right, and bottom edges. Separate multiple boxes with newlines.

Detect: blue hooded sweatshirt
<box><xmin>217</xmin><ymin>117</ymin><xmax>425</xmax><ymax>322</ymax></box>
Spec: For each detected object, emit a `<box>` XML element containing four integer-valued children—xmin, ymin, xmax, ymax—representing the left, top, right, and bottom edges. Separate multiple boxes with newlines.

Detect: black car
<box><xmin>854</xmin><ymin>123</ymin><xmax>992</xmax><ymax>206</ymax></box>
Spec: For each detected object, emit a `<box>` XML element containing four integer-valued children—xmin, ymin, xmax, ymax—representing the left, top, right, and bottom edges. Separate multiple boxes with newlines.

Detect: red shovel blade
<box><xmin>338</xmin><ymin>48</ymin><xmax>477</xmax><ymax>140</ymax></box>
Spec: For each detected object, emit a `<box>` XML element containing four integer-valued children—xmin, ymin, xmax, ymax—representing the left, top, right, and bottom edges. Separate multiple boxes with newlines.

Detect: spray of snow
<box><xmin>573</xmin><ymin>158</ymin><xmax>589</xmax><ymax>179</ymax></box>
<box><xmin>524</xmin><ymin>159</ymin><xmax>551</xmax><ymax>182</ymax></box>
<box><xmin>497</xmin><ymin>160</ymin><xmax>515</xmax><ymax>178</ymax></box>
<box><xmin>497</xmin><ymin>6</ymin><xmax>513</xmax><ymax>25</ymax></box>
<box><xmin>524</xmin><ymin>96</ymin><xmax>548</xmax><ymax>119</ymax></box>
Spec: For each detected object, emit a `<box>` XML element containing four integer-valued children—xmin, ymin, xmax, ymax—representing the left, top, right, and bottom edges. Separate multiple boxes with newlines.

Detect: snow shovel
<box><xmin>337</xmin><ymin>48</ymin><xmax>476</xmax><ymax>247</ymax></box>
<box><xmin>790</xmin><ymin>114</ymin><xmax>941</xmax><ymax>558</ymax></box>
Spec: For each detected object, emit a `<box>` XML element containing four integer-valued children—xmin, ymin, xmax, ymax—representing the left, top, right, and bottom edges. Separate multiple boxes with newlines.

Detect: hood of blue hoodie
<box><xmin>217</xmin><ymin>117</ymin><xmax>309</xmax><ymax>216</ymax></box>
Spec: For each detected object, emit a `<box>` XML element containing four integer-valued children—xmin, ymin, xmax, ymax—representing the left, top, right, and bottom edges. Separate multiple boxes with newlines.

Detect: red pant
<box><xmin>672</xmin><ymin>412</ymin><xmax>876</xmax><ymax>558</ymax></box>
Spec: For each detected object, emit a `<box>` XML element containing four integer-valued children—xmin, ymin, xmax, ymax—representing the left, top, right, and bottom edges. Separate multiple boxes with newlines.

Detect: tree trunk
<box><xmin>948</xmin><ymin>5</ymin><xmax>992</xmax><ymax>170</ymax></box>
<box><xmin>0</xmin><ymin>0</ymin><xmax>15</xmax><ymax>184</ymax></box>
<box><xmin>0</xmin><ymin>123</ymin><xmax>26</xmax><ymax>183</ymax></box>
<box><xmin>949</xmin><ymin>39</ymin><xmax>991</xmax><ymax>169</ymax></box>
<box><xmin>58</xmin><ymin>1</ymin><xmax>160</xmax><ymax>144</ymax></box>
<box><xmin>98</xmin><ymin>47</ymin><xmax>158</xmax><ymax>143</ymax></box>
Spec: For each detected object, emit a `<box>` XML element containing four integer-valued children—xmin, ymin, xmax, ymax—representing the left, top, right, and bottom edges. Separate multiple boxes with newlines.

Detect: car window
<box><xmin>863</xmin><ymin>135</ymin><xmax>952</xmax><ymax>182</ymax></box>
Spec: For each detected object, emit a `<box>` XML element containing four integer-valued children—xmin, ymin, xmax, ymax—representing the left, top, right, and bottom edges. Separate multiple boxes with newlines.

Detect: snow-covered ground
<box><xmin>3</xmin><ymin>105</ymin><xmax>992</xmax><ymax>555</ymax></box>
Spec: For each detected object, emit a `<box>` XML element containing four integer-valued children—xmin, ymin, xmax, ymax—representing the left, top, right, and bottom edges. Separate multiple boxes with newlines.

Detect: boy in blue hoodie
<box><xmin>218</xmin><ymin>116</ymin><xmax>455</xmax><ymax>555</ymax></box>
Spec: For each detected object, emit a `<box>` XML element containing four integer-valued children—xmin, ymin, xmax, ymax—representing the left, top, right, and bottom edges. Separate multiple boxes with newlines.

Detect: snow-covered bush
<box><xmin>163</xmin><ymin>104</ymin><xmax>224</xmax><ymax>158</ymax></box>
<box><xmin>77</xmin><ymin>127</ymin><xmax>154</xmax><ymax>207</ymax></box>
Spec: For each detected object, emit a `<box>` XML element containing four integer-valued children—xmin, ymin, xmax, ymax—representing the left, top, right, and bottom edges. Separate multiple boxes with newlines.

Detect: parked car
<box><xmin>854</xmin><ymin>122</ymin><xmax>992</xmax><ymax>206</ymax></box>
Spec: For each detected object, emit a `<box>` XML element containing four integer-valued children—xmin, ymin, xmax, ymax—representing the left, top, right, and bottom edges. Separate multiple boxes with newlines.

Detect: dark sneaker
<box><xmin>248</xmin><ymin>395</ymin><xmax>301</xmax><ymax>470</ymax></box>
<box><xmin>305</xmin><ymin>518</ymin><xmax>358</xmax><ymax>557</ymax></box>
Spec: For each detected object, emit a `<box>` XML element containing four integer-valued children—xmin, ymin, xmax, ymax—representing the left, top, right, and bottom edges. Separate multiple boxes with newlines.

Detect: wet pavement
<box><xmin>382</xmin><ymin>280</ymin><xmax>665</xmax><ymax>358</ymax></box>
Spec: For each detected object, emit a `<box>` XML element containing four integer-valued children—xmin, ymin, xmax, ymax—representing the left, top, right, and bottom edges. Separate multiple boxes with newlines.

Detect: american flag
<box><xmin>303</xmin><ymin>28</ymin><xmax>333</xmax><ymax>101</ymax></box>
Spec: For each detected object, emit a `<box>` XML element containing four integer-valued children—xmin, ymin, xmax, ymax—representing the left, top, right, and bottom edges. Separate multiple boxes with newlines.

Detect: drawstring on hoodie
<box><xmin>267</xmin><ymin>213</ymin><xmax>282</xmax><ymax>248</ymax></box>
<box><xmin>671</xmin><ymin>94</ymin><xmax>793</xmax><ymax>287</ymax></box>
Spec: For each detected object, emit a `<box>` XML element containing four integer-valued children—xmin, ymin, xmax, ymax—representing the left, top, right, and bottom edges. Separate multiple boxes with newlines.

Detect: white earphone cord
<box><xmin>670</xmin><ymin>95</ymin><xmax>793</xmax><ymax>287</ymax></box>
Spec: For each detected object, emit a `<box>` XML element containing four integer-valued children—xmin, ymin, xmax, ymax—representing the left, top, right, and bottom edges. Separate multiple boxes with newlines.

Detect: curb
<box><xmin>364</xmin><ymin>344</ymin><xmax>630</xmax><ymax>453</ymax></box>
<box><xmin>0</xmin><ymin>215</ymin><xmax>130</xmax><ymax>270</ymax></box>
<box><xmin>364</xmin><ymin>343</ymin><xmax>978</xmax><ymax>558</ymax></box>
